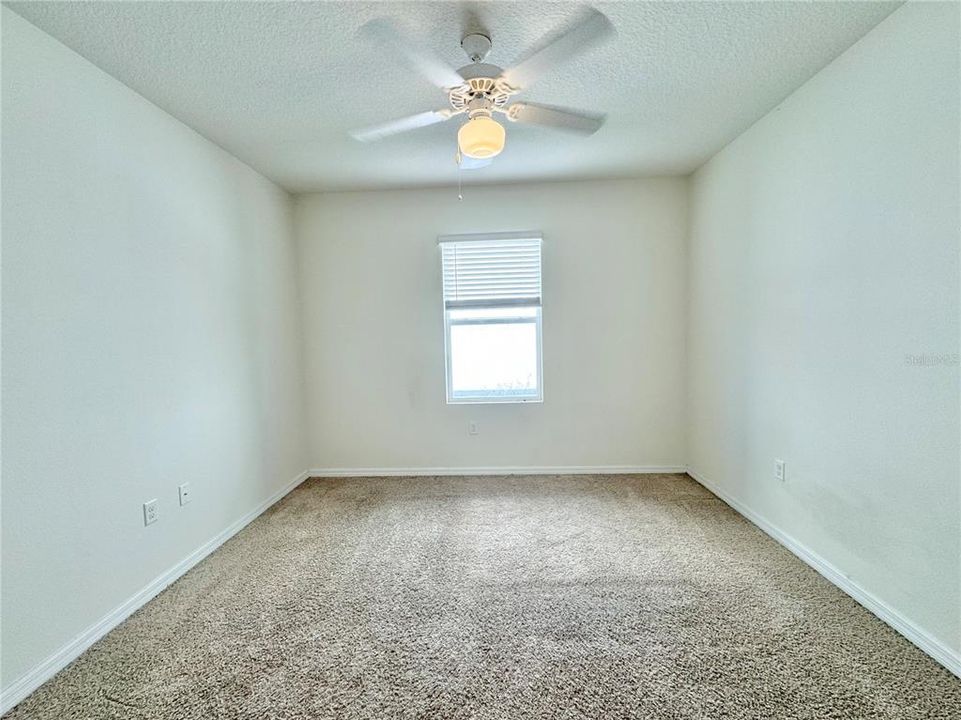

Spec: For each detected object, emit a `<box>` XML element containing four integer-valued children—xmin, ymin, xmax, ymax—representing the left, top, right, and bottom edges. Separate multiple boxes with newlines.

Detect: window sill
<box><xmin>447</xmin><ymin>397</ymin><xmax>543</xmax><ymax>405</ymax></box>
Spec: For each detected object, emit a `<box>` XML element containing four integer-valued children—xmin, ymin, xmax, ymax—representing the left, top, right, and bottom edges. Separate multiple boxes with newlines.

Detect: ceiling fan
<box><xmin>350</xmin><ymin>9</ymin><xmax>615</xmax><ymax>170</ymax></box>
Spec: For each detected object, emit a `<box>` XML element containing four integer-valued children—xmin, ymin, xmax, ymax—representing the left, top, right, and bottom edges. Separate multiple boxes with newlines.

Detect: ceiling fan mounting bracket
<box><xmin>461</xmin><ymin>33</ymin><xmax>492</xmax><ymax>63</ymax></box>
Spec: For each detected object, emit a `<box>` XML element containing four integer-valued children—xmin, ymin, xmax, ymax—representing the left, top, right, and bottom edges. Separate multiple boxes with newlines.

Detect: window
<box><xmin>440</xmin><ymin>232</ymin><xmax>543</xmax><ymax>403</ymax></box>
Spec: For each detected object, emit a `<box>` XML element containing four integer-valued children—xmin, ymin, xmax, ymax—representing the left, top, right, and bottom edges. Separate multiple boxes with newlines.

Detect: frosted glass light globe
<box><xmin>457</xmin><ymin>116</ymin><xmax>506</xmax><ymax>159</ymax></box>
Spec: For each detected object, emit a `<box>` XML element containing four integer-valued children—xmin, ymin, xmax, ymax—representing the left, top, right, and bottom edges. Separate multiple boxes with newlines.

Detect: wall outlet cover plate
<box><xmin>143</xmin><ymin>499</ymin><xmax>158</xmax><ymax>525</ymax></box>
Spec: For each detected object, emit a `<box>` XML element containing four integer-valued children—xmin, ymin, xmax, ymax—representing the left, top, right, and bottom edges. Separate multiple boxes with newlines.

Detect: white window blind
<box><xmin>440</xmin><ymin>233</ymin><xmax>542</xmax><ymax>309</ymax></box>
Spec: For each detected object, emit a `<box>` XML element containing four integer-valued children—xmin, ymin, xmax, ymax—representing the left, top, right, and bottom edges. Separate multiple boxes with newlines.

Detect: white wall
<box><xmin>687</xmin><ymin>0</ymin><xmax>960</xmax><ymax>661</ymax></box>
<box><xmin>1</xmin><ymin>7</ymin><xmax>308</xmax><ymax>691</ymax></box>
<box><xmin>295</xmin><ymin>179</ymin><xmax>688</xmax><ymax>471</ymax></box>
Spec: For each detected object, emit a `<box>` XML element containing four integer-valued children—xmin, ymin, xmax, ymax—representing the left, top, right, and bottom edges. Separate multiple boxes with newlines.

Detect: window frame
<box><xmin>439</xmin><ymin>232</ymin><xmax>544</xmax><ymax>405</ymax></box>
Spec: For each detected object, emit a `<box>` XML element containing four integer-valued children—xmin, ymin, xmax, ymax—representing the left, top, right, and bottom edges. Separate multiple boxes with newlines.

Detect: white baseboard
<box><xmin>308</xmin><ymin>465</ymin><xmax>687</xmax><ymax>477</ymax></box>
<box><xmin>687</xmin><ymin>468</ymin><xmax>961</xmax><ymax>679</ymax></box>
<box><xmin>0</xmin><ymin>469</ymin><xmax>311</xmax><ymax>716</ymax></box>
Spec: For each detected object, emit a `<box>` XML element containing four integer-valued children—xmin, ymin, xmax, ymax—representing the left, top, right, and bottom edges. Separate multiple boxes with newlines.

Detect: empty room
<box><xmin>1</xmin><ymin>0</ymin><xmax>959</xmax><ymax>717</ymax></box>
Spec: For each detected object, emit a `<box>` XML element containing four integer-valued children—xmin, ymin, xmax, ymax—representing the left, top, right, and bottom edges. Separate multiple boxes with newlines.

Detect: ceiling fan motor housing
<box><xmin>448</xmin><ymin>68</ymin><xmax>514</xmax><ymax>114</ymax></box>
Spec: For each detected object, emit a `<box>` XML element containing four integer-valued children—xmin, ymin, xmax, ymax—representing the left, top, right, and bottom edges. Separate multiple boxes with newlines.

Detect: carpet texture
<box><xmin>6</xmin><ymin>474</ymin><xmax>960</xmax><ymax>719</ymax></box>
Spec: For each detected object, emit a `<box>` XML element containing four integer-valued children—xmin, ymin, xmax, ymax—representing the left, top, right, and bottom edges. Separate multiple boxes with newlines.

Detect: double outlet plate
<box><xmin>775</xmin><ymin>459</ymin><xmax>786</xmax><ymax>482</ymax></box>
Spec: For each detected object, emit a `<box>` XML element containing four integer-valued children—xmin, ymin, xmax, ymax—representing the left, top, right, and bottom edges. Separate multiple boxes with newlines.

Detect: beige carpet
<box><xmin>6</xmin><ymin>474</ymin><xmax>960</xmax><ymax>719</ymax></box>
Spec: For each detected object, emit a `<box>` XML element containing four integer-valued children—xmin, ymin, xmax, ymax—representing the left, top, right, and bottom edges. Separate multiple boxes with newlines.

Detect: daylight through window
<box><xmin>440</xmin><ymin>233</ymin><xmax>543</xmax><ymax>403</ymax></box>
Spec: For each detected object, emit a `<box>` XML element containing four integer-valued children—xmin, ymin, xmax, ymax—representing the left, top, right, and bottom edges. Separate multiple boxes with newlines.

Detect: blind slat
<box><xmin>440</xmin><ymin>235</ymin><xmax>542</xmax><ymax>308</ymax></box>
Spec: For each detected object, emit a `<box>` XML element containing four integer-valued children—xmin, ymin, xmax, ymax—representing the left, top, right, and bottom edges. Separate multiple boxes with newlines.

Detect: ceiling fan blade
<box><xmin>350</xmin><ymin>109</ymin><xmax>453</xmax><ymax>143</ymax></box>
<box><xmin>501</xmin><ymin>9</ymin><xmax>615</xmax><ymax>90</ymax></box>
<box><xmin>505</xmin><ymin>102</ymin><xmax>605</xmax><ymax>135</ymax></box>
<box><xmin>361</xmin><ymin>19</ymin><xmax>465</xmax><ymax>89</ymax></box>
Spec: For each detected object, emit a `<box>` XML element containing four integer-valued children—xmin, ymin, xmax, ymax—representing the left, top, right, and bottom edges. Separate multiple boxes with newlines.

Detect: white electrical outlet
<box><xmin>775</xmin><ymin>459</ymin><xmax>786</xmax><ymax>482</ymax></box>
<box><xmin>178</xmin><ymin>482</ymin><xmax>192</xmax><ymax>506</ymax></box>
<box><xmin>468</xmin><ymin>421</ymin><xmax>479</xmax><ymax>436</ymax></box>
<box><xmin>143</xmin><ymin>499</ymin><xmax>159</xmax><ymax>526</ymax></box>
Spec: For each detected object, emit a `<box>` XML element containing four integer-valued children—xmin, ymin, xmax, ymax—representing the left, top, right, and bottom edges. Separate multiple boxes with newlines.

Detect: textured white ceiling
<box><xmin>7</xmin><ymin>1</ymin><xmax>900</xmax><ymax>192</ymax></box>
